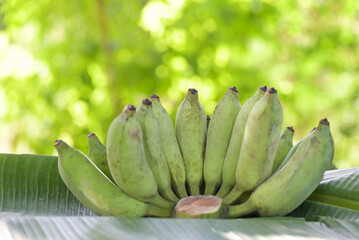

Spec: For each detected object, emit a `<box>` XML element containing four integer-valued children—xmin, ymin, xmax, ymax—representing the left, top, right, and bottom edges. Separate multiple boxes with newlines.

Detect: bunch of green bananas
<box><xmin>54</xmin><ymin>86</ymin><xmax>334</xmax><ymax>219</ymax></box>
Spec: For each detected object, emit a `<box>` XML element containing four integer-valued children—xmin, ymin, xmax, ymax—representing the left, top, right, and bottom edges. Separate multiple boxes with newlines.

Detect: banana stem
<box><xmin>149</xmin><ymin>194</ymin><xmax>175</xmax><ymax>209</ymax></box>
<box><xmin>227</xmin><ymin>200</ymin><xmax>256</xmax><ymax>218</ymax></box>
<box><xmin>223</xmin><ymin>186</ymin><xmax>243</xmax><ymax>205</ymax></box>
<box><xmin>188</xmin><ymin>182</ymin><xmax>200</xmax><ymax>196</ymax></box>
<box><xmin>216</xmin><ymin>184</ymin><xmax>233</xmax><ymax>198</ymax></box>
<box><xmin>204</xmin><ymin>183</ymin><xmax>217</xmax><ymax>196</ymax></box>
<box><xmin>145</xmin><ymin>205</ymin><xmax>172</xmax><ymax>218</ymax></box>
<box><xmin>174</xmin><ymin>183</ymin><xmax>188</xmax><ymax>198</ymax></box>
<box><xmin>160</xmin><ymin>189</ymin><xmax>180</xmax><ymax>202</ymax></box>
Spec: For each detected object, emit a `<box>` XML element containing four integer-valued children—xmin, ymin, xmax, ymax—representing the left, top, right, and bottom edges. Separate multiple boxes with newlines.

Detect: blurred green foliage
<box><xmin>0</xmin><ymin>0</ymin><xmax>358</xmax><ymax>168</ymax></box>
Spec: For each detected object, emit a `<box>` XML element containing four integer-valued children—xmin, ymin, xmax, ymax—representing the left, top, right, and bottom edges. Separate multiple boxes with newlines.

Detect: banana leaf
<box><xmin>289</xmin><ymin>168</ymin><xmax>359</xmax><ymax>221</ymax></box>
<box><xmin>0</xmin><ymin>153</ymin><xmax>358</xmax><ymax>239</ymax></box>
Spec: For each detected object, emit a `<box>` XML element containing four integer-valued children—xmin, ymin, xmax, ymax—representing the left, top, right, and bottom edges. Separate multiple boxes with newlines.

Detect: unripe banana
<box><xmin>204</xmin><ymin>87</ymin><xmax>241</xmax><ymax>195</ymax></box>
<box><xmin>136</xmin><ymin>99</ymin><xmax>179</xmax><ymax>202</ymax></box>
<box><xmin>175</xmin><ymin>88</ymin><xmax>207</xmax><ymax>195</ymax></box>
<box><xmin>107</xmin><ymin>104</ymin><xmax>174</xmax><ymax>208</ymax></box>
<box><xmin>223</xmin><ymin>88</ymin><xmax>283</xmax><ymax>205</ymax></box>
<box><xmin>54</xmin><ymin>140</ymin><xmax>172</xmax><ymax>217</ymax></box>
<box><xmin>227</xmin><ymin>119</ymin><xmax>334</xmax><ymax>218</ymax></box>
<box><xmin>216</xmin><ymin>86</ymin><xmax>267</xmax><ymax>198</ymax></box>
<box><xmin>149</xmin><ymin>94</ymin><xmax>188</xmax><ymax>198</ymax></box>
<box><xmin>276</xmin><ymin>127</ymin><xmax>317</xmax><ymax>171</ymax></box>
<box><xmin>87</xmin><ymin>132</ymin><xmax>113</xmax><ymax>181</ymax></box>
<box><xmin>270</xmin><ymin>126</ymin><xmax>294</xmax><ymax>174</ymax></box>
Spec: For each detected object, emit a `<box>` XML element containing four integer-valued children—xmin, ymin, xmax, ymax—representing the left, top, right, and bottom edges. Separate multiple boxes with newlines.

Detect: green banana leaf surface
<box><xmin>0</xmin><ymin>154</ymin><xmax>358</xmax><ymax>239</ymax></box>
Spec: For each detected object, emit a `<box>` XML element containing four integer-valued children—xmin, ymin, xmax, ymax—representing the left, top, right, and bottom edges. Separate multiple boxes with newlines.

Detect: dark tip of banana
<box><xmin>287</xmin><ymin>126</ymin><xmax>294</xmax><ymax>132</ymax></box>
<box><xmin>206</xmin><ymin>115</ymin><xmax>210</xmax><ymax>120</ymax></box>
<box><xmin>319</xmin><ymin>118</ymin><xmax>329</xmax><ymax>125</ymax></box>
<box><xmin>142</xmin><ymin>99</ymin><xmax>152</xmax><ymax>105</ymax></box>
<box><xmin>188</xmin><ymin>88</ymin><xmax>198</xmax><ymax>94</ymax></box>
<box><xmin>54</xmin><ymin>139</ymin><xmax>62</xmax><ymax>147</ymax></box>
<box><xmin>311</xmin><ymin>127</ymin><xmax>317</xmax><ymax>132</ymax></box>
<box><xmin>268</xmin><ymin>87</ymin><xmax>277</xmax><ymax>94</ymax></box>
<box><xmin>260</xmin><ymin>86</ymin><xmax>267</xmax><ymax>92</ymax></box>
<box><xmin>126</xmin><ymin>104</ymin><xmax>137</xmax><ymax>111</ymax></box>
<box><xmin>150</xmin><ymin>94</ymin><xmax>159</xmax><ymax>99</ymax></box>
<box><xmin>87</xmin><ymin>132</ymin><xmax>95</xmax><ymax>138</ymax></box>
<box><xmin>229</xmin><ymin>87</ymin><xmax>238</xmax><ymax>93</ymax></box>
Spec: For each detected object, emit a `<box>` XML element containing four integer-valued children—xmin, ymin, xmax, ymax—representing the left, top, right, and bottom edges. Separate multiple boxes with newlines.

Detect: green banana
<box><xmin>276</xmin><ymin>127</ymin><xmax>317</xmax><ymax>171</ymax></box>
<box><xmin>223</xmin><ymin>88</ymin><xmax>283</xmax><ymax>205</ymax></box>
<box><xmin>270</xmin><ymin>126</ymin><xmax>294</xmax><ymax>174</ymax></box>
<box><xmin>216</xmin><ymin>86</ymin><xmax>267</xmax><ymax>198</ymax></box>
<box><xmin>227</xmin><ymin>119</ymin><xmax>334</xmax><ymax>218</ymax></box>
<box><xmin>87</xmin><ymin>132</ymin><xmax>113</xmax><ymax>181</ymax></box>
<box><xmin>175</xmin><ymin>88</ymin><xmax>207</xmax><ymax>196</ymax></box>
<box><xmin>204</xmin><ymin>87</ymin><xmax>241</xmax><ymax>195</ymax></box>
<box><xmin>54</xmin><ymin>140</ymin><xmax>172</xmax><ymax>217</ymax></box>
<box><xmin>136</xmin><ymin>99</ymin><xmax>179</xmax><ymax>202</ymax></box>
<box><xmin>149</xmin><ymin>94</ymin><xmax>188</xmax><ymax>198</ymax></box>
<box><xmin>107</xmin><ymin>104</ymin><xmax>174</xmax><ymax>208</ymax></box>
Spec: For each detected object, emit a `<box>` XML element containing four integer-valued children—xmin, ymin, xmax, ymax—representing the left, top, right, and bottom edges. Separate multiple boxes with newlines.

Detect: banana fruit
<box><xmin>87</xmin><ymin>132</ymin><xmax>113</xmax><ymax>181</ymax></box>
<box><xmin>227</xmin><ymin>119</ymin><xmax>334</xmax><ymax>218</ymax></box>
<box><xmin>271</xmin><ymin>126</ymin><xmax>294</xmax><ymax>174</ymax></box>
<box><xmin>54</xmin><ymin>85</ymin><xmax>335</xmax><ymax>219</ymax></box>
<box><xmin>107</xmin><ymin>104</ymin><xmax>174</xmax><ymax>208</ymax></box>
<box><xmin>175</xmin><ymin>88</ymin><xmax>207</xmax><ymax>195</ymax></box>
<box><xmin>217</xmin><ymin>86</ymin><xmax>267</xmax><ymax>198</ymax></box>
<box><xmin>54</xmin><ymin>139</ymin><xmax>171</xmax><ymax>217</ymax></box>
<box><xmin>136</xmin><ymin>99</ymin><xmax>179</xmax><ymax>202</ymax></box>
<box><xmin>149</xmin><ymin>94</ymin><xmax>188</xmax><ymax>198</ymax></box>
<box><xmin>224</xmin><ymin>88</ymin><xmax>283</xmax><ymax>205</ymax></box>
<box><xmin>204</xmin><ymin>87</ymin><xmax>241</xmax><ymax>195</ymax></box>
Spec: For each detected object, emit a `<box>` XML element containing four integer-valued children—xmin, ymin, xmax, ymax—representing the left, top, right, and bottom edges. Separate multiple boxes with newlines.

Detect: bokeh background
<box><xmin>0</xmin><ymin>0</ymin><xmax>358</xmax><ymax>168</ymax></box>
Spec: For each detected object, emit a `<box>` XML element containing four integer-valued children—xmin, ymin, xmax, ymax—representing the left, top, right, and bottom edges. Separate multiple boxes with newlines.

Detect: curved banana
<box><xmin>204</xmin><ymin>87</ymin><xmax>241</xmax><ymax>195</ymax></box>
<box><xmin>227</xmin><ymin>119</ymin><xmax>334</xmax><ymax>218</ymax></box>
<box><xmin>175</xmin><ymin>88</ymin><xmax>207</xmax><ymax>196</ymax></box>
<box><xmin>270</xmin><ymin>126</ymin><xmax>294</xmax><ymax>174</ymax></box>
<box><xmin>149</xmin><ymin>94</ymin><xmax>188</xmax><ymax>198</ymax></box>
<box><xmin>276</xmin><ymin>127</ymin><xmax>317</xmax><ymax>171</ymax></box>
<box><xmin>216</xmin><ymin>86</ymin><xmax>267</xmax><ymax>198</ymax></box>
<box><xmin>87</xmin><ymin>132</ymin><xmax>113</xmax><ymax>181</ymax></box>
<box><xmin>136</xmin><ymin>99</ymin><xmax>179</xmax><ymax>202</ymax></box>
<box><xmin>223</xmin><ymin>88</ymin><xmax>283</xmax><ymax>205</ymax></box>
<box><xmin>54</xmin><ymin>140</ymin><xmax>172</xmax><ymax>217</ymax></box>
<box><xmin>107</xmin><ymin>104</ymin><xmax>174</xmax><ymax>208</ymax></box>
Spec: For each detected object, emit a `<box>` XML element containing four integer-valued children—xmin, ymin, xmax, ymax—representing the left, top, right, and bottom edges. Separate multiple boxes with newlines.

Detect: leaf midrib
<box><xmin>307</xmin><ymin>193</ymin><xmax>359</xmax><ymax>211</ymax></box>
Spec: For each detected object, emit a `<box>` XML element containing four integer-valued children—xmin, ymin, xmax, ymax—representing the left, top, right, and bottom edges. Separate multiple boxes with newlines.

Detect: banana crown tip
<box><xmin>260</xmin><ymin>86</ymin><xmax>267</xmax><ymax>92</ymax></box>
<box><xmin>229</xmin><ymin>86</ymin><xmax>238</xmax><ymax>93</ymax></box>
<box><xmin>149</xmin><ymin>94</ymin><xmax>159</xmax><ymax>99</ymax></box>
<box><xmin>286</xmin><ymin>126</ymin><xmax>294</xmax><ymax>132</ymax></box>
<box><xmin>125</xmin><ymin>104</ymin><xmax>136</xmax><ymax>111</ymax></box>
<box><xmin>87</xmin><ymin>132</ymin><xmax>95</xmax><ymax>138</ymax></box>
<box><xmin>188</xmin><ymin>88</ymin><xmax>198</xmax><ymax>94</ymax></box>
<box><xmin>142</xmin><ymin>99</ymin><xmax>152</xmax><ymax>106</ymax></box>
<box><xmin>267</xmin><ymin>87</ymin><xmax>277</xmax><ymax>94</ymax></box>
<box><xmin>206</xmin><ymin>115</ymin><xmax>210</xmax><ymax>120</ymax></box>
<box><xmin>319</xmin><ymin>118</ymin><xmax>329</xmax><ymax>125</ymax></box>
<box><xmin>54</xmin><ymin>139</ymin><xmax>62</xmax><ymax>147</ymax></box>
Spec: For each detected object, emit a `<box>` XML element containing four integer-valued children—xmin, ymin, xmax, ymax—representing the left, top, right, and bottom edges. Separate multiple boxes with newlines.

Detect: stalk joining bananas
<box><xmin>55</xmin><ymin>86</ymin><xmax>334</xmax><ymax>219</ymax></box>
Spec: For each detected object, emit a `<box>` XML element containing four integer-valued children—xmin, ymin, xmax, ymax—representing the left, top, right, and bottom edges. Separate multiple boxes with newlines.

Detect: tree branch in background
<box><xmin>96</xmin><ymin>0</ymin><xmax>121</xmax><ymax>115</ymax></box>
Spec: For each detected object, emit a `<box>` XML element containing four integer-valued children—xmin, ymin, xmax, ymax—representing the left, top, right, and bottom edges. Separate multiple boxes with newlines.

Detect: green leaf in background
<box><xmin>0</xmin><ymin>153</ymin><xmax>358</xmax><ymax>239</ymax></box>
